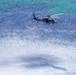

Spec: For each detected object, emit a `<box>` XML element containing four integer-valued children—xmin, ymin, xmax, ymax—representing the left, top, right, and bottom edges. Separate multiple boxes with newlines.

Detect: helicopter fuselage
<box><xmin>33</xmin><ymin>13</ymin><xmax>57</xmax><ymax>24</ymax></box>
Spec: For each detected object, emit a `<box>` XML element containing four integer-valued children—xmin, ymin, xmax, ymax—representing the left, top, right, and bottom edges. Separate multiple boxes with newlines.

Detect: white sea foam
<box><xmin>0</xmin><ymin>37</ymin><xmax>76</xmax><ymax>75</ymax></box>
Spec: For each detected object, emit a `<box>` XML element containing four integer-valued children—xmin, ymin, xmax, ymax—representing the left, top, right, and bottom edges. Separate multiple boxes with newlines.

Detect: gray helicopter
<box><xmin>33</xmin><ymin>13</ymin><xmax>64</xmax><ymax>24</ymax></box>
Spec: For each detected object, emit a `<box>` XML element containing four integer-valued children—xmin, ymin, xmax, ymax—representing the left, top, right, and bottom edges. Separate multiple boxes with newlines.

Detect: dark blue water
<box><xmin>0</xmin><ymin>2</ymin><xmax>76</xmax><ymax>42</ymax></box>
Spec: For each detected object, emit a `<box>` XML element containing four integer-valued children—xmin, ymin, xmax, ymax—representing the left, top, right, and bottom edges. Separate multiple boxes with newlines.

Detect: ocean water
<box><xmin>0</xmin><ymin>0</ymin><xmax>76</xmax><ymax>75</ymax></box>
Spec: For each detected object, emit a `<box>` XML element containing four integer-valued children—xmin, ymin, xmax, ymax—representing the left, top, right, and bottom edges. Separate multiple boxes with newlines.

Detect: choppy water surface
<box><xmin>0</xmin><ymin>0</ymin><xmax>76</xmax><ymax>75</ymax></box>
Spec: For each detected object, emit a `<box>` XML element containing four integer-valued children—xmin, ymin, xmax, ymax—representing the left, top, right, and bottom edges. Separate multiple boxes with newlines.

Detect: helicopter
<box><xmin>33</xmin><ymin>12</ymin><xmax>64</xmax><ymax>24</ymax></box>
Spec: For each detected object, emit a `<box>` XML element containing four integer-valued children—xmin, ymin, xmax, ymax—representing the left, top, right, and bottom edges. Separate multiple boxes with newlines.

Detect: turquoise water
<box><xmin>0</xmin><ymin>0</ymin><xmax>76</xmax><ymax>14</ymax></box>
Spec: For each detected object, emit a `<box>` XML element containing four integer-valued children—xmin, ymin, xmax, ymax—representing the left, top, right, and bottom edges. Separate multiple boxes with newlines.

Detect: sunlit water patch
<box><xmin>0</xmin><ymin>37</ymin><xmax>76</xmax><ymax>75</ymax></box>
